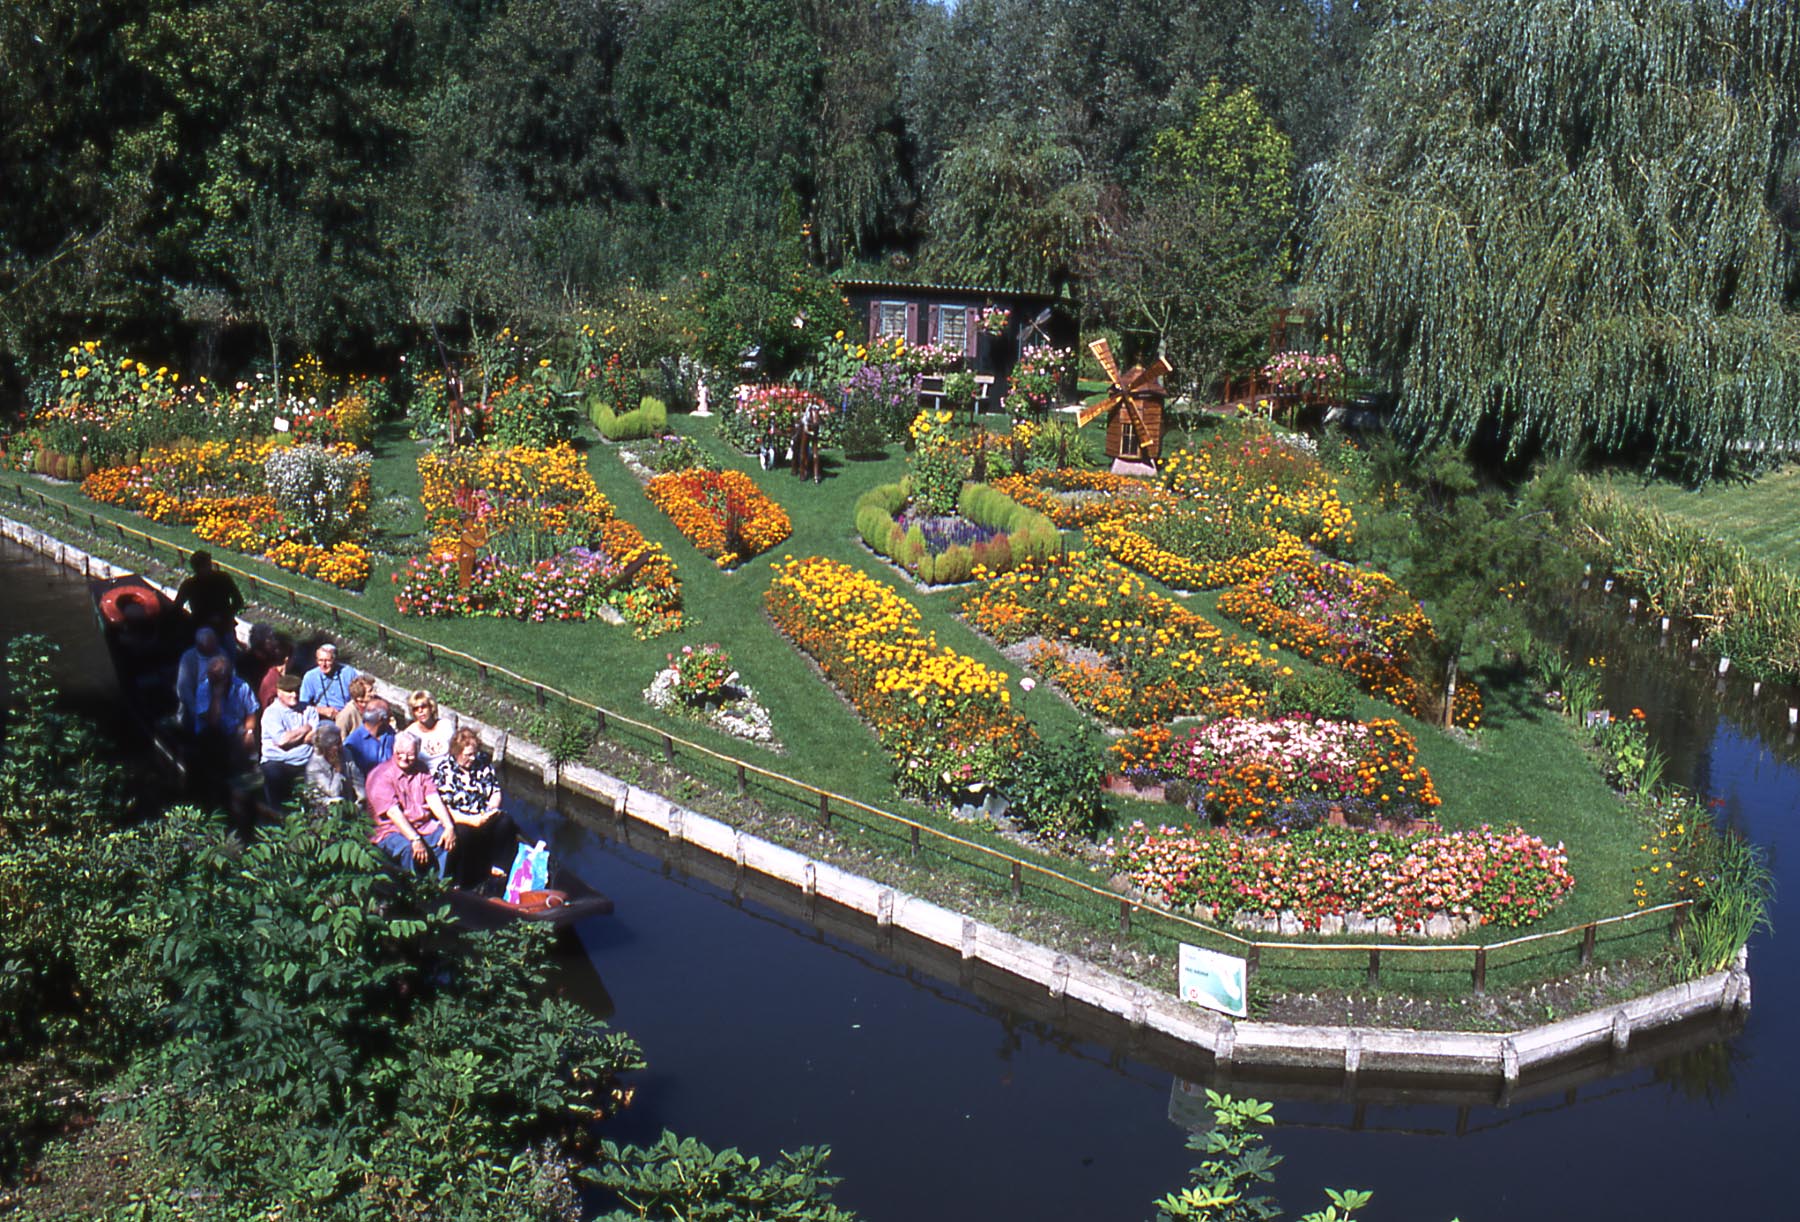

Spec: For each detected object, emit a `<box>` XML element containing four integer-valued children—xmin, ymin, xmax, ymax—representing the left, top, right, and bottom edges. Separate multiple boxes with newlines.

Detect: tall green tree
<box><xmin>1085</xmin><ymin>82</ymin><xmax>1296</xmax><ymax>391</ymax></box>
<box><xmin>921</xmin><ymin>116</ymin><xmax>1099</xmax><ymax>290</ymax></box>
<box><xmin>1307</xmin><ymin>0</ymin><xmax>1800</xmax><ymax>476</ymax></box>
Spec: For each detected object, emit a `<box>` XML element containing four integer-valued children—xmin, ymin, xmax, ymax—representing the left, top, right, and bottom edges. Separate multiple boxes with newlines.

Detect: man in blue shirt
<box><xmin>344</xmin><ymin>699</ymin><xmax>396</xmax><ymax>777</ymax></box>
<box><xmin>299</xmin><ymin>642</ymin><xmax>359</xmax><ymax>722</ymax></box>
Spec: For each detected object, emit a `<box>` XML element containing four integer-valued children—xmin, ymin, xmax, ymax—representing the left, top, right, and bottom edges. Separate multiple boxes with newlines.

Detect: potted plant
<box><xmin>942</xmin><ymin>369</ymin><xmax>977</xmax><ymax>411</ymax></box>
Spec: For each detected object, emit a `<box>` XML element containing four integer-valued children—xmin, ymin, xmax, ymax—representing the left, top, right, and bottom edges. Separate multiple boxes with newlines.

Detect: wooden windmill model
<box><xmin>1078</xmin><ymin>340</ymin><xmax>1172</xmax><ymax>472</ymax></box>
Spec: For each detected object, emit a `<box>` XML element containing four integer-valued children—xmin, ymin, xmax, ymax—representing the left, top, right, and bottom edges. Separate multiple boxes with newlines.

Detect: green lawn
<box><xmin>2</xmin><ymin>414</ymin><xmax>1647</xmax><ymax>950</ymax></box>
<box><xmin>1598</xmin><ymin>462</ymin><xmax>1800</xmax><ymax>572</ymax></box>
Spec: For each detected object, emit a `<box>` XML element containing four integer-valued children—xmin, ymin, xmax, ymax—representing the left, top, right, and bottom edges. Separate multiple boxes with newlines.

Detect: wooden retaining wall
<box><xmin>1</xmin><ymin>510</ymin><xmax>1754</xmax><ymax>1085</ymax></box>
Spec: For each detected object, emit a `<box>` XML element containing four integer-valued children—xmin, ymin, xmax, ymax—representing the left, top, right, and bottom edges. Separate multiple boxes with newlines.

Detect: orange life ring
<box><xmin>98</xmin><ymin>581</ymin><xmax>163</xmax><ymax>627</ymax></box>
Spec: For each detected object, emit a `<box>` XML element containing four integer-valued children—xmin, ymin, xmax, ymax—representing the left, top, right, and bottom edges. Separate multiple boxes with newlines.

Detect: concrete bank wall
<box><xmin>2</xmin><ymin>510</ymin><xmax>1754</xmax><ymax>1084</ymax></box>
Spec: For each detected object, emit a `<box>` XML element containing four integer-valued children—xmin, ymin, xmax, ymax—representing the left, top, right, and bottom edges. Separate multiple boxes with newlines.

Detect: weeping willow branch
<box><xmin>1306</xmin><ymin>0</ymin><xmax>1800</xmax><ymax>476</ymax></box>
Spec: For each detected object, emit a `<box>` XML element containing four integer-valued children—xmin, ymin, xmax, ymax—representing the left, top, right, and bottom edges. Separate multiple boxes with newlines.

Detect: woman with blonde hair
<box><xmin>407</xmin><ymin>689</ymin><xmax>457</xmax><ymax>767</ymax></box>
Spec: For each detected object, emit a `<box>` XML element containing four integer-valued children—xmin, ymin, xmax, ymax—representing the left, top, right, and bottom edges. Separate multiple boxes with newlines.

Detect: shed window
<box><xmin>877</xmin><ymin>301</ymin><xmax>909</xmax><ymax>339</ymax></box>
<box><xmin>938</xmin><ymin>306</ymin><xmax>967</xmax><ymax>351</ymax></box>
<box><xmin>1119</xmin><ymin>417</ymin><xmax>1141</xmax><ymax>458</ymax></box>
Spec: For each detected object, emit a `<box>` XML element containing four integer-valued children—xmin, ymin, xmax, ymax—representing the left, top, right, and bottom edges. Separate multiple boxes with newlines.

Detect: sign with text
<box><xmin>1178</xmin><ymin>944</ymin><xmax>1247</xmax><ymax>1017</ymax></box>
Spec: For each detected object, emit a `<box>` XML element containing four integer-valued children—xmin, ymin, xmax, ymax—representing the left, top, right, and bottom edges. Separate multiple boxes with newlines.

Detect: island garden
<box><xmin>1</xmin><ymin>321</ymin><xmax>1767</xmax><ymax>989</ymax></box>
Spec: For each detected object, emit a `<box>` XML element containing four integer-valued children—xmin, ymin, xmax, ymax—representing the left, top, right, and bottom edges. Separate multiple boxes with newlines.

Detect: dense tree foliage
<box><xmin>8</xmin><ymin>0</ymin><xmax>1797</xmax><ymax>463</ymax></box>
<box><xmin>1308</xmin><ymin>0</ymin><xmax>1800</xmax><ymax>474</ymax></box>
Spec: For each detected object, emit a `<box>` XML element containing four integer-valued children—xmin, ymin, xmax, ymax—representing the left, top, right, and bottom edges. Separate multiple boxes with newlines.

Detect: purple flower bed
<box><xmin>894</xmin><ymin>511</ymin><xmax>1006</xmax><ymax>556</ymax></box>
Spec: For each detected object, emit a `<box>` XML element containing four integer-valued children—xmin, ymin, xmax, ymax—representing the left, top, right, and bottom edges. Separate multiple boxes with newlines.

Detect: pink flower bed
<box><xmin>1110</xmin><ymin>822</ymin><xmax>1575</xmax><ymax>933</ymax></box>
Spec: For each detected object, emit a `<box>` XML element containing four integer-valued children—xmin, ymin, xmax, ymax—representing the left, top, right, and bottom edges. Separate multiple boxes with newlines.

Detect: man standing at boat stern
<box><xmin>367</xmin><ymin>732</ymin><xmax>456</xmax><ymax>878</ymax></box>
<box><xmin>259</xmin><ymin>673</ymin><xmax>317</xmax><ymax>810</ymax></box>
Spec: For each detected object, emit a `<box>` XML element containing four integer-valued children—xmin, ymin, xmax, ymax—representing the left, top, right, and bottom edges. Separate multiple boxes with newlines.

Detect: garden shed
<box><xmin>837</xmin><ymin>279</ymin><xmax>1078</xmax><ymax>412</ymax></box>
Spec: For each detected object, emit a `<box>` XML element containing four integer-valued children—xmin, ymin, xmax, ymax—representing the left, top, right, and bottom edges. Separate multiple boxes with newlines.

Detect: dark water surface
<box><xmin>6</xmin><ymin>535</ymin><xmax>1795</xmax><ymax>1220</ymax></box>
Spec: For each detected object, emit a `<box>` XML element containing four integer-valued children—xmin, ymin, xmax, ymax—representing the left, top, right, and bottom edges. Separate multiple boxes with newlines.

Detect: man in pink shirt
<box><xmin>366</xmin><ymin>731</ymin><xmax>457</xmax><ymax>877</ymax></box>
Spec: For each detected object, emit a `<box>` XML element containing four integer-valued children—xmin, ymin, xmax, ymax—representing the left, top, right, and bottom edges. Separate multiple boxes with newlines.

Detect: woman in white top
<box><xmin>406</xmin><ymin>689</ymin><xmax>458</xmax><ymax>767</ymax></box>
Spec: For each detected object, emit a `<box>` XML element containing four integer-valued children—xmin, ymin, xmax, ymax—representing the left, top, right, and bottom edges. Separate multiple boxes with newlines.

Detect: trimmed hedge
<box><xmin>591</xmin><ymin>394</ymin><xmax>668</xmax><ymax>441</ymax></box>
<box><xmin>854</xmin><ymin>479</ymin><xmax>1060</xmax><ymax>585</ymax></box>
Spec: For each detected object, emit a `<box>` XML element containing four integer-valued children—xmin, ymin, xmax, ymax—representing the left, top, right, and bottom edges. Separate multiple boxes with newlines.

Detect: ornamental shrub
<box><xmin>591</xmin><ymin>393</ymin><xmax>668</xmax><ymax>441</ymax></box>
<box><xmin>263</xmin><ymin>442</ymin><xmax>371</xmax><ymax>547</ymax></box>
<box><xmin>1001</xmin><ymin>733</ymin><xmax>1110</xmax><ymax>839</ymax></box>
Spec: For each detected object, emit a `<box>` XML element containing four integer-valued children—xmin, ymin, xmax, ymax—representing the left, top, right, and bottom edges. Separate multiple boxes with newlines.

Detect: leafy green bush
<box><xmin>1266</xmin><ymin>668</ymin><xmax>1359</xmax><ymax>721</ymax></box>
<box><xmin>586</xmin><ymin>1131</ymin><xmax>860</xmax><ymax>1221</ymax></box>
<box><xmin>592</xmin><ymin>393</ymin><xmax>669</xmax><ymax>441</ymax></box>
<box><xmin>115</xmin><ymin>801</ymin><xmax>644</xmax><ymax>1214</ymax></box>
<box><xmin>1001</xmin><ymin>734</ymin><xmax>1110</xmax><ymax>839</ymax></box>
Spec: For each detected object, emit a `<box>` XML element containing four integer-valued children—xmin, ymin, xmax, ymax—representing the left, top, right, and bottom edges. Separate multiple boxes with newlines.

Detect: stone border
<box><xmin>1</xmin><ymin>511</ymin><xmax>1755</xmax><ymax>1083</ymax></box>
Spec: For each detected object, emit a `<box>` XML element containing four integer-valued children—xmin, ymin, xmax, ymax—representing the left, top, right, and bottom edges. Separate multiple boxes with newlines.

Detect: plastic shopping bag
<box><xmin>503</xmin><ymin>839</ymin><xmax>550</xmax><ymax>904</ymax></box>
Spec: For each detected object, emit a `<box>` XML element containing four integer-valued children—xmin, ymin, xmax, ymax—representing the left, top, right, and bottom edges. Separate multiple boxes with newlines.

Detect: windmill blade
<box><xmin>1076</xmin><ymin>394</ymin><xmax>1115</xmax><ymax>427</ymax></box>
<box><xmin>1088</xmin><ymin>338</ymin><xmax>1124</xmax><ymax>390</ymax></box>
<box><xmin>1129</xmin><ymin>357</ymin><xmax>1172</xmax><ymax>390</ymax></box>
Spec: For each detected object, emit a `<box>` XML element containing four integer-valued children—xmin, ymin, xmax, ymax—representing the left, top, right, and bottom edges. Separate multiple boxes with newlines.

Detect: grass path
<box><xmin>1596</xmin><ymin>462</ymin><xmax>1800</xmax><ymax>572</ymax></box>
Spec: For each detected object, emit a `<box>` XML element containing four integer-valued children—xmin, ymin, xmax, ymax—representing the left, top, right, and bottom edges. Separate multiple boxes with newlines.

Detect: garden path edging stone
<box><xmin>0</xmin><ymin>509</ymin><xmax>1755</xmax><ymax>1084</ymax></box>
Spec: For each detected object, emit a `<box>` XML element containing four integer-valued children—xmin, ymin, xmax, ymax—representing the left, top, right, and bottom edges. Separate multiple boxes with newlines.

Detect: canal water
<box><xmin>4</xmin><ymin>534</ymin><xmax>1794</xmax><ymax>1219</ymax></box>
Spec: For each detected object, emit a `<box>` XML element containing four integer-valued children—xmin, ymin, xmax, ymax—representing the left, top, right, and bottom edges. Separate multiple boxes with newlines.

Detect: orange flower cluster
<box><xmin>989</xmin><ymin>468</ymin><xmax>1174</xmax><ymax>528</ymax></box>
<box><xmin>1217</xmin><ymin>555</ymin><xmax>1483</xmax><ymax>729</ymax></box>
<box><xmin>1159</xmin><ymin>428</ymin><xmax>1356</xmax><ymax>549</ymax></box>
<box><xmin>962</xmin><ymin>553</ymin><xmax>1275</xmax><ymax>727</ymax></box>
<box><xmin>1357</xmin><ymin>719</ymin><xmax>1441</xmax><ymax>808</ymax></box>
<box><xmin>766</xmin><ymin>555</ymin><xmax>1031</xmax><ymax>795</ymax></box>
<box><xmin>646</xmin><ymin>468</ymin><xmax>791</xmax><ymax>568</ymax></box>
<box><xmin>1086</xmin><ymin>509</ymin><xmax>1313</xmax><ymax>592</ymax></box>
<box><xmin>81</xmin><ymin>440</ymin><xmax>371</xmax><ymax>588</ymax></box>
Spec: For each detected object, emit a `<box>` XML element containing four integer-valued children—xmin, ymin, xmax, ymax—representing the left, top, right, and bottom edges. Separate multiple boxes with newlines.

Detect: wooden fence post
<box><xmin>1118</xmin><ymin>899</ymin><xmax>1132</xmax><ymax>935</ymax></box>
<box><xmin>661</xmin><ymin>733</ymin><xmax>674</xmax><ymax>764</ymax></box>
<box><xmin>1010</xmin><ymin>860</ymin><xmax>1022</xmax><ymax>899</ymax></box>
<box><xmin>735</xmin><ymin>763</ymin><xmax>746</xmax><ymax>796</ymax></box>
<box><xmin>1367</xmin><ymin>948</ymin><xmax>1381</xmax><ymax>987</ymax></box>
<box><xmin>1581</xmin><ymin>923</ymin><xmax>1597</xmax><ymax>966</ymax></box>
<box><xmin>818</xmin><ymin>792</ymin><xmax>831</xmax><ymax>828</ymax></box>
<box><xmin>1473</xmin><ymin>947</ymin><xmax>1487</xmax><ymax>994</ymax></box>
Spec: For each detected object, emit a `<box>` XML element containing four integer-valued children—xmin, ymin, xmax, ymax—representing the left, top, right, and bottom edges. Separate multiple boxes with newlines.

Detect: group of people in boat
<box><xmin>161</xmin><ymin>551</ymin><xmax>514</xmax><ymax>883</ymax></box>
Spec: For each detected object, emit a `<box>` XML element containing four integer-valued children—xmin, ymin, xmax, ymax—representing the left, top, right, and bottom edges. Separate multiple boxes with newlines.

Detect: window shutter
<box><xmin>905</xmin><ymin>303</ymin><xmax>918</xmax><ymax>343</ymax></box>
<box><xmin>964</xmin><ymin>308</ymin><xmax>979</xmax><ymax>359</ymax></box>
<box><xmin>927</xmin><ymin>305</ymin><xmax>939</xmax><ymax>343</ymax></box>
<box><xmin>867</xmin><ymin>302</ymin><xmax>879</xmax><ymax>341</ymax></box>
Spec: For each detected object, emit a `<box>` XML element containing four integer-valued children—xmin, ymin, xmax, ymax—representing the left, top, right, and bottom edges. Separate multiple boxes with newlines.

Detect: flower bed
<box><xmin>395</xmin><ymin>443</ymin><xmax>680</xmax><ymax>634</ymax></box>
<box><xmin>1160</xmin><ymin>425</ymin><xmax>1355</xmax><ymax>550</ymax></box>
<box><xmin>963</xmin><ymin>553</ymin><xmax>1276</xmax><ymax>726</ymax></box>
<box><xmin>1086</xmin><ymin>505</ymin><xmax>1312</xmax><ymax>592</ymax></box>
<box><xmin>988</xmin><ymin>468</ymin><xmax>1172</xmax><ymax>528</ymax></box>
<box><xmin>855</xmin><ymin>479</ymin><xmax>1060</xmax><ymax>586</ymax></box>
<box><xmin>1111</xmin><ymin>822</ymin><xmax>1575</xmax><ymax>934</ymax></box>
<box><xmin>1135</xmin><ymin>714</ymin><xmax>1439</xmax><ymax>828</ymax></box>
<box><xmin>646</xmin><ymin>468</ymin><xmax>791</xmax><ymax>568</ymax></box>
<box><xmin>1218</xmin><ymin>554</ymin><xmax>1484</xmax><ymax>728</ymax></box>
<box><xmin>765</xmin><ymin>555</ymin><xmax>1030</xmax><ymax>796</ymax></box>
<box><xmin>81</xmin><ymin>439</ymin><xmax>372</xmax><ymax>588</ymax></box>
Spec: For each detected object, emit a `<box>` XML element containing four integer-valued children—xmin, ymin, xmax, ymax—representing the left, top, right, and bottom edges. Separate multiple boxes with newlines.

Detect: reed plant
<box><xmin>1677</xmin><ymin>832</ymin><xmax>1773</xmax><ymax>977</ymax></box>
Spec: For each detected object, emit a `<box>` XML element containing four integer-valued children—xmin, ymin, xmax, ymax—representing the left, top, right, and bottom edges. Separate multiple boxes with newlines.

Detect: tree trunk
<box><xmin>1442</xmin><ymin>655</ymin><xmax>1459</xmax><ymax>730</ymax></box>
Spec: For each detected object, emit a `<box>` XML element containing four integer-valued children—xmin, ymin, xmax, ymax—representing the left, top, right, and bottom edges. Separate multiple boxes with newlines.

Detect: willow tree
<box><xmin>1307</xmin><ymin>0</ymin><xmax>1800</xmax><ymax>476</ymax></box>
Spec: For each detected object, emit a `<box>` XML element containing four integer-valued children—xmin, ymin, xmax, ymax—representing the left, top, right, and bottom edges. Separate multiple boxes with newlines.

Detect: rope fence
<box><xmin>3</xmin><ymin>475</ymin><xmax>1693</xmax><ymax>994</ymax></box>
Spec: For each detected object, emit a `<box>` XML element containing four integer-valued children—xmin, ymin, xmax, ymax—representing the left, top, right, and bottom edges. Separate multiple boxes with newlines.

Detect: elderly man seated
<box><xmin>259</xmin><ymin>672</ymin><xmax>318</xmax><ymax>810</ymax></box>
<box><xmin>299</xmin><ymin>642</ymin><xmax>360</xmax><ymax>722</ymax></box>
<box><xmin>366</xmin><ymin>731</ymin><xmax>456</xmax><ymax>877</ymax></box>
<box><xmin>343</xmin><ymin>697</ymin><xmax>396</xmax><ymax>777</ymax></box>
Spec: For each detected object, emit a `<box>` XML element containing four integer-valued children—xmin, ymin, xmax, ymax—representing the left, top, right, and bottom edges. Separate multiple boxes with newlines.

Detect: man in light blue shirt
<box><xmin>260</xmin><ymin>673</ymin><xmax>318</xmax><ymax>809</ymax></box>
<box><xmin>176</xmin><ymin>626</ymin><xmax>227</xmax><ymax>730</ymax></box>
<box><xmin>299</xmin><ymin>642</ymin><xmax>359</xmax><ymax>721</ymax></box>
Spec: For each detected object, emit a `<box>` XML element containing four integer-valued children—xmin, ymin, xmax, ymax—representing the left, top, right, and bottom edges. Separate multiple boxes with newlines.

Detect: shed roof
<box><xmin>835</xmin><ymin>278</ymin><xmax>1065</xmax><ymax>302</ymax></box>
